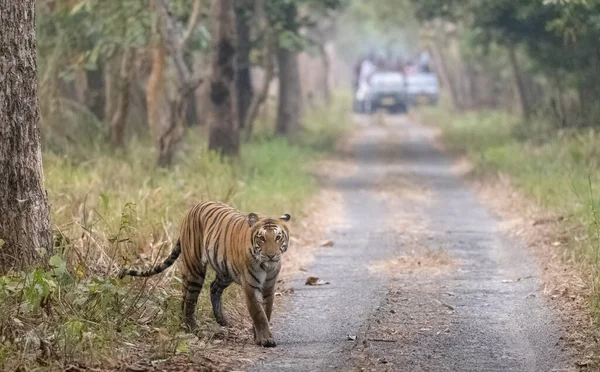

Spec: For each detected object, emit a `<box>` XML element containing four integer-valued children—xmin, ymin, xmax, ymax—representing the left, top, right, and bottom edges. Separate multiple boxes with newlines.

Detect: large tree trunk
<box><xmin>508</xmin><ymin>46</ymin><xmax>531</xmax><ymax>120</ymax></box>
<box><xmin>317</xmin><ymin>42</ymin><xmax>332</xmax><ymax>105</ymax></box>
<box><xmin>109</xmin><ymin>48</ymin><xmax>135</xmax><ymax>147</ymax></box>
<box><xmin>244</xmin><ymin>27</ymin><xmax>275</xmax><ymax>139</ymax></box>
<box><xmin>275</xmin><ymin>2</ymin><xmax>302</xmax><ymax>136</ymax></box>
<box><xmin>208</xmin><ymin>0</ymin><xmax>239</xmax><ymax>156</ymax></box>
<box><xmin>86</xmin><ymin>67</ymin><xmax>105</xmax><ymax>120</ymax></box>
<box><xmin>104</xmin><ymin>58</ymin><xmax>115</xmax><ymax>121</ymax></box>
<box><xmin>148</xmin><ymin>0</ymin><xmax>204</xmax><ymax>166</ymax></box>
<box><xmin>276</xmin><ymin>46</ymin><xmax>302</xmax><ymax>135</ymax></box>
<box><xmin>184</xmin><ymin>53</ymin><xmax>199</xmax><ymax>127</ymax></box>
<box><xmin>235</xmin><ymin>0</ymin><xmax>253</xmax><ymax>130</ymax></box>
<box><xmin>0</xmin><ymin>0</ymin><xmax>53</xmax><ymax>273</ymax></box>
<box><xmin>146</xmin><ymin>41</ymin><xmax>181</xmax><ymax>166</ymax></box>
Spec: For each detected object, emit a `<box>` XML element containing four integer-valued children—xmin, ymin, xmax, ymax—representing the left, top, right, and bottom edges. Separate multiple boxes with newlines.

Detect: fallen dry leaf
<box><xmin>305</xmin><ymin>276</ymin><xmax>330</xmax><ymax>286</ymax></box>
<box><xmin>576</xmin><ymin>360</ymin><xmax>591</xmax><ymax>367</ymax></box>
<box><xmin>501</xmin><ymin>275</ymin><xmax>534</xmax><ymax>283</ymax></box>
<box><xmin>275</xmin><ymin>288</ymin><xmax>295</xmax><ymax>296</ymax></box>
<box><xmin>320</xmin><ymin>240</ymin><xmax>335</xmax><ymax>247</ymax></box>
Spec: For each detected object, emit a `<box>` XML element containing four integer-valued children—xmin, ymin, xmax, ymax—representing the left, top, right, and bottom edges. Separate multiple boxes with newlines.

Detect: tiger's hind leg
<box><xmin>181</xmin><ymin>266</ymin><xmax>207</xmax><ymax>332</ymax></box>
<box><xmin>210</xmin><ymin>278</ymin><xmax>232</xmax><ymax>326</ymax></box>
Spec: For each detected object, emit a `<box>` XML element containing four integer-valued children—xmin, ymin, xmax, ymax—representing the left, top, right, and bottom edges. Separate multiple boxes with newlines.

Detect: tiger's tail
<box><xmin>119</xmin><ymin>240</ymin><xmax>181</xmax><ymax>279</ymax></box>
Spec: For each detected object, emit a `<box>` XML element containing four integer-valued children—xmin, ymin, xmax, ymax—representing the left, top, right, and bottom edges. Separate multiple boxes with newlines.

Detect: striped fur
<box><xmin>119</xmin><ymin>201</ymin><xmax>291</xmax><ymax>347</ymax></box>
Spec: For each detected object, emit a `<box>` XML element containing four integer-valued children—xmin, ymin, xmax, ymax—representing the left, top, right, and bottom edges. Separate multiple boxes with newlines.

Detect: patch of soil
<box><xmin>370</xmin><ymin>246</ymin><xmax>454</xmax><ymax>275</ymax></box>
<box><xmin>351</xmin><ymin>256</ymin><xmax>456</xmax><ymax>372</ymax></box>
<box><xmin>374</xmin><ymin>173</ymin><xmax>432</xmax><ymax>205</ymax></box>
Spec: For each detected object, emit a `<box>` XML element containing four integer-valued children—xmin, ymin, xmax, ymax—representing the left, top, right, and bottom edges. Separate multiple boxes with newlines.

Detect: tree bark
<box><xmin>0</xmin><ymin>0</ymin><xmax>53</xmax><ymax>273</ymax></box>
<box><xmin>317</xmin><ymin>42</ymin><xmax>332</xmax><ymax>105</ymax></box>
<box><xmin>276</xmin><ymin>45</ymin><xmax>302</xmax><ymax>135</ymax></box>
<box><xmin>244</xmin><ymin>27</ymin><xmax>275</xmax><ymax>139</ymax></box>
<box><xmin>208</xmin><ymin>0</ymin><xmax>239</xmax><ymax>156</ymax></box>
<box><xmin>104</xmin><ymin>58</ymin><xmax>114</xmax><ymax>121</ymax></box>
<box><xmin>508</xmin><ymin>46</ymin><xmax>531</xmax><ymax>120</ymax></box>
<box><xmin>109</xmin><ymin>49</ymin><xmax>135</xmax><ymax>147</ymax></box>
<box><xmin>235</xmin><ymin>0</ymin><xmax>253</xmax><ymax>130</ymax></box>
<box><xmin>428</xmin><ymin>21</ymin><xmax>462</xmax><ymax>111</ymax></box>
<box><xmin>150</xmin><ymin>0</ymin><xmax>205</xmax><ymax>165</ymax></box>
<box><xmin>146</xmin><ymin>41</ymin><xmax>179</xmax><ymax>166</ymax></box>
<box><xmin>275</xmin><ymin>2</ymin><xmax>302</xmax><ymax>136</ymax></box>
<box><xmin>86</xmin><ymin>66</ymin><xmax>105</xmax><ymax>120</ymax></box>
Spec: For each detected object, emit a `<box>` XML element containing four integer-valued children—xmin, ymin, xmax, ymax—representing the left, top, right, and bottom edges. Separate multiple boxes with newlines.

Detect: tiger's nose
<box><xmin>266</xmin><ymin>254</ymin><xmax>276</xmax><ymax>260</ymax></box>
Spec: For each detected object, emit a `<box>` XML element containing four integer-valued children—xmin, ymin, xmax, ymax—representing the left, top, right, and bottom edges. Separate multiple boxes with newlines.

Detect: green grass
<box><xmin>0</xmin><ymin>94</ymin><xmax>351</xmax><ymax>370</ymax></box>
<box><xmin>421</xmin><ymin>107</ymin><xmax>600</xmax><ymax>315</ymax></box>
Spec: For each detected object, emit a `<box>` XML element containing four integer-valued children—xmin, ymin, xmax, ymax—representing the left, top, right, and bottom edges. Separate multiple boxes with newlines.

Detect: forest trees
<box><xmin>0</xmin><ymin>0</ymin><xmax>53</xmax><ymax>273</ymax></box>
<box><xmin>208</xmin><ymin>0</ymin><xmax>239</xmax><ymax>155</ymax></box>
<box><xmin>409</xmin><ymin>0</ymin><xmax>600</xmax><ymax>124</ymax></box>
<box><xmin>34</xmin><ymin>0</ymin><xmax>345</xmax><ymax>167</ymax></box>
<box><xmin>268</xmin><ymin>0</ymin><xmax>303</xmax><ymax>136</ymax></box>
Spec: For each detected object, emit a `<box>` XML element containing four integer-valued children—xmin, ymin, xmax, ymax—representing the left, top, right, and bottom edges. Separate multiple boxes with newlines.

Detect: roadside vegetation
<box><xmin>0</xmin><ymin>95</ymin><xmax>350</xmax><ymax>370</ymax></box>
<box><xmin>420</xmin><ymin>107</ymin><xmax>600</xmax><ymax>317</ymax></box>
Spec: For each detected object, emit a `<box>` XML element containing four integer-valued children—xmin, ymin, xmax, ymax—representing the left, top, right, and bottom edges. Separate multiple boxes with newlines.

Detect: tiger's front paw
<box><xmin>255</xmin><ymin>336</ymin><xmax>276</xmax><ymax>348</ymax></box>
<box><xmin>253</xmin><ymin>327</ymin><xmax>276</xmax><ymax>347</ymax></box>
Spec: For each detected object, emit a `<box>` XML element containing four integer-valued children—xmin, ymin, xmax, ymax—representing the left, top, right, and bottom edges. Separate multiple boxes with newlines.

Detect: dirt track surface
<box><xmin>250</xmin><ymin>115</ymin><xmax>573</xmax><ymax>371</ymax></box>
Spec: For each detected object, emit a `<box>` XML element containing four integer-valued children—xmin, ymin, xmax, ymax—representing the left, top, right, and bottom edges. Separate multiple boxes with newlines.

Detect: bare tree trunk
<box><xmin>87</xmin><ymin>67</ymin><xmax>105</xmax><ymax>120</ymax></box>
<box><xmin>110</xmin><ymin>49</ymin><xmax>135</xmax><ymax>147</ymax></box>
<box><xmin>184</xmin><ymin>54</ymin><xmax>199</xmax><ymax>127</ymax></box>
<box><xmin>109</xmin><ymin>49</ymin><xmax>135</xmax><ymax>147</ymax></box>
<box><xmin>428</xmin><ymin>22</ymin><xmax>462</xmax><ymax>111</ymax></box>
<box><xmin>146</xmin><ymin>41</ymin><xmax>179</xmax><ymax>166</ymax></box>
<box><xmin>508</xmin><ymin>46</ymin><xmax>531</xmax><ymax>120</ymax></box>
<box><xmin>0</xmin><ymin>0</ymin><xmax>53</xmax><ymax>273</ymax></box>
<box><xmin>317</xmin><ymin>42</ymin><xmax>332</xmax><ymax>105</ymax></box>
<box><xmin>208</xmin><ymin>0</ymin><xmax>239</xmax><ymax>156</ymax></box>
<box><xmin>149</xmin><ymin>0</ymin><xmax>205</xmax><ymax>165</ymax></box>
<box><xmin>147</xmin><ymin>43</ymin><xmax>166</xmax><ymax>146</ymax></box>
<box><xmin>274</xmin><ymin>2</ymin><xmax>302</xmax><ymax>136</ymax></box>
<box><xmin>276</xmin><ymin>45</ymin><xmax>303</xmax><ymax>135</ymax></box>
<box><xmin>235</xmin><ymin>0</ymin><xmax>253</xmax><ymax>129</ymax></box>
<box><xmin>104</xmin><ymin>59</ymin><xmax>115</xmax><ymax>121</ymax></box>
<box><xmin>179</xmin><ymin>0</ymin><xmax>201</xmax><ymax>128</ymax></box>
<box><xmin>244</xmin><ymin>29</ymin><xmax>275</xmax><ymax>139</ymax></box>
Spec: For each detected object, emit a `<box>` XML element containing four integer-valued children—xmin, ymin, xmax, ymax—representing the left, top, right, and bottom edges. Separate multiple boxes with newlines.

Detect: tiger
<box><xmin>119</xmin><ymin>201</ymin><xmax>291</xmax><ymax>348</ymax></box>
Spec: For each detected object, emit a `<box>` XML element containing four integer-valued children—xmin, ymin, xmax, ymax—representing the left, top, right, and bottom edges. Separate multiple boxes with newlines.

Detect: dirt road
<box><xmin>250</xmin><ymin>115</ymin><xmax>573</xmax><ymax>371</ymax></box>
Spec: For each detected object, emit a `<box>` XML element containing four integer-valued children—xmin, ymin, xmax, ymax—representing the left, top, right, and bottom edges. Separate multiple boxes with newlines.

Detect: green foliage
<box><xmin>413</xmin><ymin>0</ymin><xmax>600</xmax><ymax>123</ymax></box>
<box><xmin>265</xmin><ymin>0</ymin><xmax>346</xmax><ymax>51</ymax></box>
<box><xmin>37</xmin><ymin>0</ymin><xmax>210</xmax><ymax>82</ymax></box>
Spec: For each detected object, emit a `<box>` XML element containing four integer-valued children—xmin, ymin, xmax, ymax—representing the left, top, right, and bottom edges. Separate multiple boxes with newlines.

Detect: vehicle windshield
<box><xmin>370</xmin><ymin>72</ymin><xmax>405</xmax><ymax>87</ymax></box>
<box><xmin>406</xmin><ymin>73</ymin><xmax>438</xmax><ymax>86</ymax></box>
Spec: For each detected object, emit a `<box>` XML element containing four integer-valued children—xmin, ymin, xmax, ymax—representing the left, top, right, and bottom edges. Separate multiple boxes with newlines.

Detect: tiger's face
<box><xmin>248</xmin><ymin>213</ymin><xmax>291</xmax><ymax>265</ymax></box>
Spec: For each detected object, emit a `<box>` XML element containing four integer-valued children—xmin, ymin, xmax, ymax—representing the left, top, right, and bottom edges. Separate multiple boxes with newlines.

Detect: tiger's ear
<box><xmin>280</xmin><ymin>213</ymin><xmax>291</xmax><ymax>222</ymax></box>
<box><xmin>248</xmin><ymin>213</ymin><xmax>260</xmax><ymax>227</ymax></box>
